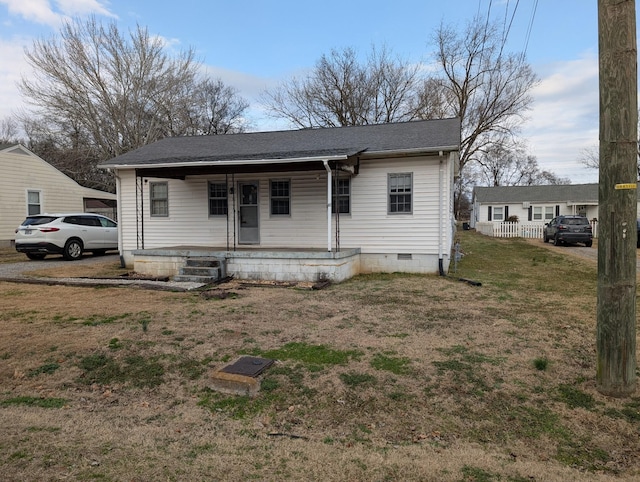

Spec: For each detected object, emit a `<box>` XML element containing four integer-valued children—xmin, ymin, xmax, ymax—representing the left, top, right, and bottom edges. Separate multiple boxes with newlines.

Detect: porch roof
<box><xmin>99</xmin><ymin>118</ymin><xmax>461</xmax><ymax>174</ymax></box>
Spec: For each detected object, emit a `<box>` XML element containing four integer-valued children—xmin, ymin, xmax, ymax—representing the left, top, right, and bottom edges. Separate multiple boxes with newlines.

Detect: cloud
<box><xmin>523</xmin><ymin>54</ymin><xmax>600</xmax><ymax>183</ymax></box>
<box><xmin>0</xmin><ymin>0</ymin><xmax>115</xmax><ymax>27</ymax></box>
<box><xmin>0</xmin><ymin>37</ymin><xmax>33</xmax><ymax>120</ymax></box>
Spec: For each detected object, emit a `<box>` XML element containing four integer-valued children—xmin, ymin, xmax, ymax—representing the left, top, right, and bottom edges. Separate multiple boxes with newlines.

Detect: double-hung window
<box><xmin>533</xmin><ymin>206</ymin><xmax>555</xmax><ymax>221</ymax></box>
<box><xmin>208</xmin><ymin>182</ymin><xmax>228</xmax><ymax>216</ymax></box>
<box><xmin>270</xmin><ymin>180</ymin><xmax>290</xmax><ymax>216</ymax></box>
<box><xmin>493</xmin><ymin>206</ymin><xmax>504</xmax><ymax>221</ymax></box>
<box><xmin>388</xmin><ymin>173</ymin><xmax>412</xmax><ymax>213</ymax></box>
<box><xmin>332</xmin><ymin>178</ymin><xmax>350</xmax><ymax>214</ymax></box>
<box><xmin>27</xmin><ymin>190</ymin><xmax>41</xmax><ymax>215</ymax></box>
<box><xmin>150</xmin><ymin>182</ymin><xmax>169</xmax><ymax>217</ymax></box>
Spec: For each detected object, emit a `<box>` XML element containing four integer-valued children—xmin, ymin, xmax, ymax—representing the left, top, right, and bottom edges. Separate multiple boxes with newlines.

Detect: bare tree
<box><xmin>18</xmin><ymin>17</ymin><xmax>249</xmax><ymax>191</ymax></box>
<box><xmin>20</xmin><ymin>17</ymin><xmax>200</xmax><ymax>160</ymax></box>
<box><xmin>187</xmin><ymin>78</ymin><xmax>250</xmax><ymax>135</ymax></box>
<box><xmin>0</xmin><ymin>116</ymin><xmax>20</xmax><ymax>144</ymax></box>
<box><xmin>475</xmin><ymin>141</ymin><xmax>570</xmax><ymax>186</ymax></box>
<box><xmin>421</xmin><ymin>17</ymin><xmax>540</xmax><ymax>215</ymax></box>
<box><xmin>262</xmin><ymin>46</ymin><xmax>421</xmax><ymax>128</ymax></box>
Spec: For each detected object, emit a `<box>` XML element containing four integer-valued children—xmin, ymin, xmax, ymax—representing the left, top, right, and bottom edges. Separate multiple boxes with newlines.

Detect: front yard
<box><xmin>0</xmin><ymin>231</ymin><xmax>638</xmax><ymax>481</ymax></box>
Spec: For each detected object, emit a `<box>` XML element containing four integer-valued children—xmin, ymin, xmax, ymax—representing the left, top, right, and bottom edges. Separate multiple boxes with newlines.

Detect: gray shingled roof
<box><xmin>473</xmin><ymin>184</ymin><xmax>602</xmax><ymax>203</ymax></box>
<box><xmin>100</xmin><ymin>118</ymin><xmax>460</xmax><ymax>168</ymax></box>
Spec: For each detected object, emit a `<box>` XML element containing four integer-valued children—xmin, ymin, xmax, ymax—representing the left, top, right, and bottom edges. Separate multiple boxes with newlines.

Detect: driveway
<box><xmin>0</xmin><ymin>253</ymin><xmax>204</xmax><ymax>291</ymax></box>
<box><xmin>0</xmin><ymin>253</ymin><xmax>121</xmax><ymax>278</ymax></box>
<box><xmin>532</xmin><ymin>239</ymin><xmax>640</xmax><ymax>270</ymax></box>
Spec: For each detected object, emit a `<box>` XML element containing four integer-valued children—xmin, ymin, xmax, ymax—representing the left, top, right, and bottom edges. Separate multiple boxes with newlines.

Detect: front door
<box><xmin>238</xmin><ymin>181</ymin><xmax>259</xmax><ymax>244</ymax></box>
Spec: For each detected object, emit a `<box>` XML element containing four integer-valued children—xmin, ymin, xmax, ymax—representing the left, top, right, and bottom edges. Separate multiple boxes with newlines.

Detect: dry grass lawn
<box><xmin>0</xmin><ymin>232</ymin><xmax>639</xmax><ymax>481</ymax></box>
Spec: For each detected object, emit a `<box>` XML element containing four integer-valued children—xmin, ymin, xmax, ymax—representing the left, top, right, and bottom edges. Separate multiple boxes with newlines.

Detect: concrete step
<box><xmin>180</xmin><ymin>266</ymin><xmax>221</xmax><ymax>277</ymax></box>
<box><xmin>174</xmin><ymin>274</ymin><xmax>220</xmax><ymax>283</ymax></box>
<box><xmin>174</xmin><ymin>257</ymin><xmax>226</xmax><ymax>284</ymax></box>
<box><xmin>186</xmin><ymin>257</ymin><xmax>221</xmax><ymax>268</ymax></box>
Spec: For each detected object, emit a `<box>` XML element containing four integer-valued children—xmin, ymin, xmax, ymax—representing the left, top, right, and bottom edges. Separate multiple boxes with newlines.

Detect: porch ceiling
<box><xmin>136</xmin><ymin>159</ymin><xmax>340</xmax><ymax>179</ymax></box>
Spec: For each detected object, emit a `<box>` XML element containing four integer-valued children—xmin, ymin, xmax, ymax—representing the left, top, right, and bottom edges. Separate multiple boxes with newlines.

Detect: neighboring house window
<box><xmin>533</xmin><ymin>206</ymin><xmax>554</xmax><ymax>221</ymax></box>
<box><xmin>545</xmin><ymin>206</ymin><xmax>554</xmax><ymax>220</ymax></box>
<box><xmin>493</xmin><ymin>206</ymin><xmax>504</xmax><ymax>221</ymax></box>
<box><xmin>270</xmin><ymin>179</ymin><xmax>290</xmax><ymax>215</ymax></box>
<box><xmin>208</xmin><ymin>182</ymin><xmax>228</xmax><ymax>216</ymax></box>
<box><xmin>27</xmin><ymin>190</ymin><xmax>41</xmax><ymax>215</ymax></box>
<box><xmin>332</xmin><ymin>178</ymin><xmax>350</xmax><ymax>214</ymax></box>
<box><xmin>150</xmin><ymin>182</ymin><xmax>168</xmax><ymax>217</ymax></box>
<box><xmin>388</xmin><ymin>173</ymin><xmax>412</xmax><ymax>213</ymax></box>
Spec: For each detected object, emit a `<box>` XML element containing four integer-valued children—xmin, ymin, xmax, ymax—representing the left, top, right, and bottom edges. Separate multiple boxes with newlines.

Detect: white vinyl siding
<box><xmin>115</xmin><ymin>154</ymin><xmax>451</xmax><ymax>257</ymax></box>
<box><xmin>0</xmin><ymin>146</ymin><xmax>115</xmax><ymax>244</ymax></box>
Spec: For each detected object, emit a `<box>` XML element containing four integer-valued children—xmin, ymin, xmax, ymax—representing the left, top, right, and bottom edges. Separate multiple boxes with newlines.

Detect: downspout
<box><xmin>438</xmin><ymin>154</ymin><xmax>446</xmax><ymax>276</ymax></box>
<box><xmin>323</xmin><ymin>160</ymin><xmax>332</xmax><ymax>252</ymax></box>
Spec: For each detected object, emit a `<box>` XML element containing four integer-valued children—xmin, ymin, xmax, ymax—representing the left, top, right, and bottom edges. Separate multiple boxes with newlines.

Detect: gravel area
<box><xmin>0</xmin><ymin>253</ymin><xmax>205</xmax><ymax>291</ymax></box>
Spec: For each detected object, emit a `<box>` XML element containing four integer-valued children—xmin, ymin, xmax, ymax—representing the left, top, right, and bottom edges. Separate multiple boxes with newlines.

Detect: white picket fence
<box><xmin>474</xmin><ymin>221</ymin><xmax>599</xmax><ymax>239</ymax></box>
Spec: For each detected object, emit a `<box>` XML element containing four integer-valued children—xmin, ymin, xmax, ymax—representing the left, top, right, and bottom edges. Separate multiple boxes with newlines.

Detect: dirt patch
<box><xmin>0</xmin><ymin>236</ymin><xmax>638</xmax><ymax>480</ymax></box>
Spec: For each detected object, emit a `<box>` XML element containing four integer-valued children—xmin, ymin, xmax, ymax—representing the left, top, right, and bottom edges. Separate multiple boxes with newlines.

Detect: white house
<box><xmin>471</xmin><ymin>184</ymin><xmax>607</xmax><ymax>228</ymax></box>
<box><xmin>100</xmin><ymin>119</ymin><xmax>461</xmax><ymax>282</ymax></box>
<box><xmin>0</xmin><ymin>144</ymin><xmax>117</xmax><ymax>247</ymax></box>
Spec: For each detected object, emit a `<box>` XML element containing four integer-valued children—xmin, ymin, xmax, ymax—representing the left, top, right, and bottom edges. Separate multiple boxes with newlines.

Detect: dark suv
<box><xmin>543</xmin><ymin>215</ymin><xmax>593</xmax><ymax>247</ymax></box>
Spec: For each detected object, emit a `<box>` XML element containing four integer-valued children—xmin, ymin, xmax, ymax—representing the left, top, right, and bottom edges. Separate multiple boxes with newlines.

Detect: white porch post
<box><xmin>323</xmin><ymin>160</ymin><xmax>332</xmax><ymax>252</ymax></box>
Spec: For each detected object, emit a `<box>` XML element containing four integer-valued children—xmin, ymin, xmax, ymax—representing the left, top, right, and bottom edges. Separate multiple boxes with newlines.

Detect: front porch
<box><xmin>131</xmin><ymin>246</ymin><xmax>362</xmax><ymax>283</ymax></box>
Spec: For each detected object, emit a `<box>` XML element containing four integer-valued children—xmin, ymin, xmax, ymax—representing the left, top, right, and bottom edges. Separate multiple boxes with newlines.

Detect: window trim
<box><xmin>332</xmin><ymin>177</ymin><xmax>351</xmax><ymax>214</ymax></box>
<box><xmin>208</xmin><ymin>181</ymin><xmax>228</xmax><ymax>216</ymax></box>
<box><xmin>26</xmin><ymin>189</ymin><xmax>41</xmax><ymax>216</ymax></box>
<box><xmin>149</xmin><ymin>181</ymin><xmax>169</xmax><ymax>217</ymax></box>
<box><xmin>388</xmin><ymin>173</ymin><xmax>413</xmax><ymax>214</ymax></box>
<box><xmin>269</xmin><ymin>179</ymin><xmax>291</xmax><ymax>216</ymax></box>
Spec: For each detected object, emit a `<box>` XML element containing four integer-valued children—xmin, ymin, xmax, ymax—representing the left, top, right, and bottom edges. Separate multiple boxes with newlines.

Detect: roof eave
<box><xmin>100</xmin><ymin>153</ymin><xmax>350</xmax><ymax>170</ymax></box>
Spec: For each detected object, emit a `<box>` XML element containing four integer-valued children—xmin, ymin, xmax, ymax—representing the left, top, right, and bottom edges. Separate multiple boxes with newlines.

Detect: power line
<box><xmin>522</xmin><ymin>0</ymin><xmax>539</xmax><ymax>60</ymax></box>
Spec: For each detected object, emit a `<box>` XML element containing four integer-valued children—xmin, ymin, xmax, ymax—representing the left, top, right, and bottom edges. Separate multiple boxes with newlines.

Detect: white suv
<box><xmin>15</xmin><ymin>213</ymin><xmax>118</xmax><ymax>261</ymax></box>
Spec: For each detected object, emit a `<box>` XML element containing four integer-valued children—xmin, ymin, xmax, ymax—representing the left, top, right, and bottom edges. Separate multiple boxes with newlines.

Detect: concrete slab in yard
<box><xmin>209</xmin><ymin>356</ymin><xmax>274</xmax><ymax>397</ymax></box>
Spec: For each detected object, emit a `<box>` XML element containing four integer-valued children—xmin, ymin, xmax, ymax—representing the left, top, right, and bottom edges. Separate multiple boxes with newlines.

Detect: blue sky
<box><xmin>0</xmin><ymin>0</ymin><xmax>607</xmax><ymax>183</ymax></box>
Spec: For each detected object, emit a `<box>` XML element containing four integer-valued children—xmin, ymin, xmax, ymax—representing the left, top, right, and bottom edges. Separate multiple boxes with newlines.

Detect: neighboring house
<box><xmin>0</xmin><ymin>144</ymin><xmax>117</xmax><ymax>247</ymax></box>
<box><xmin>100</xmin><ymin>118</ymin><xmax>461</xmax><ymax>282</ymax></box>
<box><xmin>471</xmin><ymin>184</ymin><xmax>606</xmax><ymax>229</ymax></box>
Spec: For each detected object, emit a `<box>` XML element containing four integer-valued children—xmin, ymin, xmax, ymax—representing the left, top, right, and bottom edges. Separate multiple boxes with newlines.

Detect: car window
<box><xmin>22</xmin><ymin>216</ymin><xmax>58</xmax><ymax>226</ymax></box>
<box><xmin>85</xmin><ymin>217</ymin><xmax>102</xmax><ymax>227</ymax></box>
<box><xmin>98</xmin><ymin>218</ymin><xmax>117</xmax><ymax>228</ymax></box>
<box><xmin>563</xmin><ymin>218</ymin><xmax>588</xmax><ymax>225</ymax></box>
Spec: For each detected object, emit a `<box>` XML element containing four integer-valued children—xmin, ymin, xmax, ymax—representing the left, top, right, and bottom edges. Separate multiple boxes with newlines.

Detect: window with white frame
<box><xmin>544</xmin><ymin>206</ymin><xmax>554</xmax><ymax>220</ymax></box>
<box><xmin>27</xmin><ymin>190</ymin><xmax>41</xmax><ymax>215</ymax></box>
<box><xmin>208</xmin><ymin>182</ymin><xmax>228</xmax><ymax>216</ymax></box>
<box><xmin>270</xmin><ymin>179</ymin><xmax>290</xmax><ymax>215</ymax></box>
<box><xmin>332</xmin><ymin>178</ymin><xmax>350</xmax><ymax>214</ymax></box>
<box><xmin>533</xmin><ymin>206</ymin><xmax>554</xmax><ymax>221</ymax></box>
<box><xmin>493</xmin><ymin>206</ymin><xmax>504</xmax><ymax>221</ymax></box>
<box><xmin>388</xmin><ymin>173</ymin><xmax>412</xmax><ymax>213</ymax></box>
<box><xmin>150</xmin><ymin>182</ymin><xmax>168</xmax><ymax>217</ymax></box>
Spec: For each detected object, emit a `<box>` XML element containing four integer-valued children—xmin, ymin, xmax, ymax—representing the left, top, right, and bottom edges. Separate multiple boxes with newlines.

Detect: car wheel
<box><xmin>26</xmin><ymin>253</ymin><xmax>46</xmax><ymax>260</ymax></box>
<box><xmin>63</xmin><ymin>239</ymin><xmax>83</xmax><ymax>260</ymax></box>
<box><xmin>553</xmin><ymin>235</ymin><xmax>562</xmax><ymax>246</ymax></box>
<box><xmin>585</xmin><ymin>241</ymin><xmax>593</xmax><ymax>248</ymax></box>
<box><xmin>543</xmin><ymin>234</ymin><xmax>549</xmax><ymax>243</ymax></box>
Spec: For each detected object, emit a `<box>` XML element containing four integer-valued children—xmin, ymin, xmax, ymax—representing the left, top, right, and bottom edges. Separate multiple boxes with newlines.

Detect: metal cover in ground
<box><xmin>220</xmin><ymin>356</ymin><xmax>274</xmax><ymax>377</ymax></box>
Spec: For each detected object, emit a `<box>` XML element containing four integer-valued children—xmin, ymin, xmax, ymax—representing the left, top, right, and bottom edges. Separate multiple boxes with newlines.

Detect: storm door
<box><xmin>238</xmin><ymin>181</ymin><xmax>260</xmax><ymax>244</ymax></box>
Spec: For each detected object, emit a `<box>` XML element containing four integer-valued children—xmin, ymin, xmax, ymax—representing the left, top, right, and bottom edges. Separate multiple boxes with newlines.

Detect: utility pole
<box><xmin>597</xmin><ymin>0</ymin><xmax>637</xmax><ymax>397</ymax></box>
